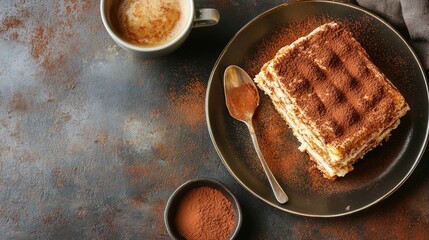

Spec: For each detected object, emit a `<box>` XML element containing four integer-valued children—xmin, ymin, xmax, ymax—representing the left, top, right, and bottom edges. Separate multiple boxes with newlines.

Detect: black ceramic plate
<box><xmin>205</xmin><ymin>1</ymin><xmax>429</xmax><ymax>217</ymax></box>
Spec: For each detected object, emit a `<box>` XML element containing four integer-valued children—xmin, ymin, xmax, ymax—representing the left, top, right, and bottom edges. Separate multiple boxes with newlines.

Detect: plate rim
<box><xmin>205</xmin><ymin>0</ymin><xmax>429</xmax><ymax>217</ymax></box>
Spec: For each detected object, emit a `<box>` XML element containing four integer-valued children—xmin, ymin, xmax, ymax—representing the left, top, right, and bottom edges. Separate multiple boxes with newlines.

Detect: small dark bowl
<box><xmin>164</xmin><ymin>178</ymin><xmax>242</xmax><ymax>240</ymax></box>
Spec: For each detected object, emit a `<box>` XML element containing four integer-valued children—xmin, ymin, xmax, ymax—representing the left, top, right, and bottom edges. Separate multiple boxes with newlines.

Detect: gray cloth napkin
<box><xmin>356</xmin><ymin>0</ymin><xmax>429</xmax><ymax>69</ymax></box>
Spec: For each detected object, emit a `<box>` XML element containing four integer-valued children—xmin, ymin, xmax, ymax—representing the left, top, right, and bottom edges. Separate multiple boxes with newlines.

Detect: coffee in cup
<box><xmin>114</xmin><ymin>0</ymin><xmax>189</xmax><ymax>47</ymax></box>
<box><xmin>100</xmin><ymin>0</ymin><xmax>220</xmax><ymax>57</ymax></box>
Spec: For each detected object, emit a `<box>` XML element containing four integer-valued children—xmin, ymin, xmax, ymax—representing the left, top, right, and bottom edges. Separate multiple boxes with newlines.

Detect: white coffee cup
<box><xmin>100</xmin><ymin>0</ymin><xmax>220</xmax><ymax>57</ymax></box>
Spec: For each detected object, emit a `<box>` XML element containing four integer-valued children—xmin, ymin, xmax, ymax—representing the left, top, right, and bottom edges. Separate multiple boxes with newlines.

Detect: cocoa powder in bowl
<box><xmin>164</xmin><ymin>179</ymin><xmax>242</xmax><ymax>240</ymax></box>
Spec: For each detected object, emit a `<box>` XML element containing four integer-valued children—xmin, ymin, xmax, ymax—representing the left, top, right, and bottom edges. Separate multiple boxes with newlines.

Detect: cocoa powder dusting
<box><xmin>1</xmin><ymin>0</ymin><xmax>95</xmax><ymax>90</ymax></box>
<box><xmin>168</xmin><ymin>80</ymin><xmax>206</xmax><ymax>127</ymax></box>
<box><xmin>174</xmin><ymin>187</ymin><xmax>236</xmax><ymax>240</ymax></box>
<box><xmin>252</xmin><ymin>95</ymin><xmax>309</xmax><ymax>189</ymax></box>
<box><xmin>0</xmin><ymin>16</ymin><xmax>23</xmax><ymax>33</ymax></box>
<box><xmin>126</xmin><ymin>160</ymin><xmax>193</xmax><ymax>187</ymax></box>
<box><xmin>272</xmin><ymin>22</ymin><xmax>400</xmax><ymax>144</ymax></box>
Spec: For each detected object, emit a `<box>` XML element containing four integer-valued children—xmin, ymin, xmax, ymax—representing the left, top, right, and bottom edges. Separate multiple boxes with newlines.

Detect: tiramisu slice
<box><xmin>254</xmin><ymin>22</ymin><xmax>409</xmax><ymax>179</ymax></box>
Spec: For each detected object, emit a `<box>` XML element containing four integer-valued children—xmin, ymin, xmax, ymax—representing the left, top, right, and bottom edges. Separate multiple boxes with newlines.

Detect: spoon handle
<box><xmin>245</xmin><ymin>120</ymin><xmax>289</xmax><ymax>204</ymax></box>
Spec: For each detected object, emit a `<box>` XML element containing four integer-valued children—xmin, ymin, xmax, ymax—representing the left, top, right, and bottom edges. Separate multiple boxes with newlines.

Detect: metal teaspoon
<box><xmin>224</xmin><ymin>65</ymin><xmax>289</xmax><ymax>204</ymax></box>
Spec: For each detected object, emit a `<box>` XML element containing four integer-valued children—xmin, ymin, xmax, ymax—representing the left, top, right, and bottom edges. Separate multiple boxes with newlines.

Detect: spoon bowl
<box><xmin>224</xmin><ymin>66</ymin><xmax>260</xmax><ymax>121</ymax></box>
<box><xmin>223</xmin><ymin>65</ymin><xmax>289</xmax><ymax>204</ymax></box>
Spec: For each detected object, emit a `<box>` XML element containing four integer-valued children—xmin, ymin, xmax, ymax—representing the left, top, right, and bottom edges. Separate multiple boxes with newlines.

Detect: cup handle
<box><xmin>193</xmin><ymin>8</ymin><xmax>220</xmax><ymax>28</ymax></box>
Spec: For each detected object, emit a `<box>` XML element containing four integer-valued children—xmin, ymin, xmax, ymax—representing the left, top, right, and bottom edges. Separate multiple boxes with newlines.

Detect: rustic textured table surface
<box><xmin>1</xmin><ymin>0</ymin><xmax>428</xmax><ymax>239</ymax></box>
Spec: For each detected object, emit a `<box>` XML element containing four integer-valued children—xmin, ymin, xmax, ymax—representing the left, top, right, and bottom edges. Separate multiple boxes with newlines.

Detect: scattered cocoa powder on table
<box><xmin>174</xmin><ymin>187</ymin><xmax>236</xmax><ymax>240</ymax></box>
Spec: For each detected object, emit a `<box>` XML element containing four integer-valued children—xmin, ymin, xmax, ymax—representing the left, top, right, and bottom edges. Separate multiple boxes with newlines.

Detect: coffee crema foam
<box><xmin>115</xmin><ymin>0</ymin><xmax>189</xmax><ymax>47</ymax></box>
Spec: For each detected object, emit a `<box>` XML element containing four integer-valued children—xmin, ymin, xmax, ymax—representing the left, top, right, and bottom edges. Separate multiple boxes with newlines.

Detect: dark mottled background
<box><xmin>0</xmin><ymin>0</ymin><xmax>427</xmax><ymax>239</ymax></box>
